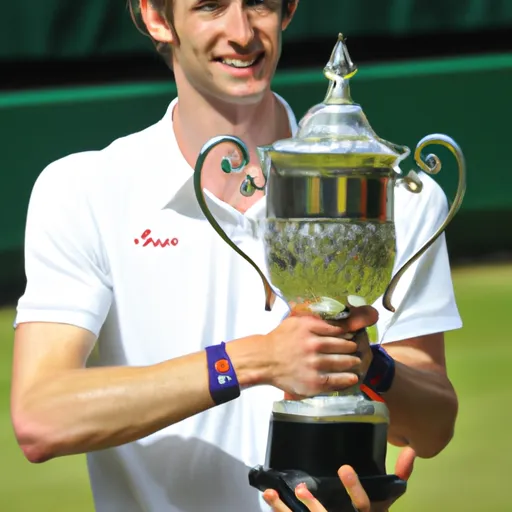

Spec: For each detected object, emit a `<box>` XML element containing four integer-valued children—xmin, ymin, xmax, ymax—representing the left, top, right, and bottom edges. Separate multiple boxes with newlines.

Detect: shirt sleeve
<box><xmin>374</xmin><ymin>172</ymin><xmax>462</xmax><ymax>344</ymax></box>
<box><xmin>15</xmin><ymin>154</ymin><xmax>112</xmax><ymax>337</ymax></box>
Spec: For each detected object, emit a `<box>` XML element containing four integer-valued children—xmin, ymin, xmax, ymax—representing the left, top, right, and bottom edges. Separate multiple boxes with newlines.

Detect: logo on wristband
<box><xmin>218</xmin><ymin>375</ymin><xmax>233</xmax><ymax>385</ymax></box>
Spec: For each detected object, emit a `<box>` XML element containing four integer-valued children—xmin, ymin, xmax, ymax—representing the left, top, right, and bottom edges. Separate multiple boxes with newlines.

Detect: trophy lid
<box><xmin>271</xmin><ymin>34</ymin><xmax>409</xmax><ymax>168</ymax></box>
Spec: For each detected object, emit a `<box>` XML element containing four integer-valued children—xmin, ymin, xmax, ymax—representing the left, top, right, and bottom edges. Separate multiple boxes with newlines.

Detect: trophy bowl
<box><xmin>193</xmin><ymin>34</ymin><xmax>466</xmax><ymax>512</ymax></box>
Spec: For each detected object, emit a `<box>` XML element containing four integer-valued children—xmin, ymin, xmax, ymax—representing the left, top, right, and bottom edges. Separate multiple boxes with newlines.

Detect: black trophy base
<box><xmin>249</xmin><ymin>466</ymin><xmax>406</xmax><ymax>512</ymax></box>
<box><xmin>249</xmin><ymin>414</ymin><xmax>407</xmax><ymax>512</ymax></box>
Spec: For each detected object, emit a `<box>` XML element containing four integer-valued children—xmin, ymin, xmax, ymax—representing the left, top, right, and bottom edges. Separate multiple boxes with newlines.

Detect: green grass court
<box><xmin>0</xmin><ymin>264</ymin><xmax>509</xmax><ymax>511</ymax></box>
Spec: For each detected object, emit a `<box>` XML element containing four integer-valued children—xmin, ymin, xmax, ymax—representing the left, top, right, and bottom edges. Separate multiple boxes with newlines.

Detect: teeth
<box><xmin>221</xmin><ymin>57</ymin><xmax>257</xmax><ymax>68</ymax></box>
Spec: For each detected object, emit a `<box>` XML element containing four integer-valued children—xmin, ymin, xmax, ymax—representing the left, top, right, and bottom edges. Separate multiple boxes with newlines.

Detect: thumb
<box><xmin>394</xmin><ymin>447</ymin><xmax>417</xmax><ymax>481</ymax></box>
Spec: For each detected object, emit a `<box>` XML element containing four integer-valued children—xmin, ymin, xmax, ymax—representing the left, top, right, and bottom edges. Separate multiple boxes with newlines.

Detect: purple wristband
<box><xmin>205</xmin><ymin>342</ymin><xmax>241</xmax><ymax>405</ymax></box>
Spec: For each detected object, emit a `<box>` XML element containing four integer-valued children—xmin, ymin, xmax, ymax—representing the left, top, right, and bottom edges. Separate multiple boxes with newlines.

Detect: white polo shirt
<box><xmin>15</xmin><ymin>94</ymin><xmax>461</xmax><ymax>512</ymax></box>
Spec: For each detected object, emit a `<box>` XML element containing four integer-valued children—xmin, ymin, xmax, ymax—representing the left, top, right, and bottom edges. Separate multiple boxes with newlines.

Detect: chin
<box><xmin>220</xmin><ymin>84</ymin><xmax>271</xmax><ymax>106</ymax></box>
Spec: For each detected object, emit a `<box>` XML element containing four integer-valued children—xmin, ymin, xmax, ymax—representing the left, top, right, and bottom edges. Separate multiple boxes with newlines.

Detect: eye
<box><xmin>195</xmin><ymin>1</ymin><xmax>221</xmax><ymax>12</ymax></box>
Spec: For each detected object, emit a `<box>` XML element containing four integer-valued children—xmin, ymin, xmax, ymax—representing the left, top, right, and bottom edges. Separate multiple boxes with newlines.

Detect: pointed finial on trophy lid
<box><xmin>323</xmin><ymin>34</ymin><xmax>358</xmax><ymax>105</ymax></box>
<box><xmin>324</xmin><ymin>34</ymin><xmax>357</xmax><ymax>80</ymax></box>
<box><xmin>272</xmin><ymin>32</ymin><xmax>409</xmax><ymax>168</ymax></box>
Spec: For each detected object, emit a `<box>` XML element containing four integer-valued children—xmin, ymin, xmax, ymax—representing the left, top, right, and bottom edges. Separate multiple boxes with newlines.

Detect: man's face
<box><xmin>168</xmin><ymin>0</ymin><xmax>295</xmax><ymax>105</ymax></box>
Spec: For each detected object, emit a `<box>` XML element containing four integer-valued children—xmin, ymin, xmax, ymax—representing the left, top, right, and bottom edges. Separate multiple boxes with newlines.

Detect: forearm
<box><xmin>384</xmin><ymin>344</ymin><xmax>458</xmax><ymax>458</ymax></box>
<box><xmin>16</xmin><ymin>335</ymin><xmax>267</xmax><ymax>462</ymax></box>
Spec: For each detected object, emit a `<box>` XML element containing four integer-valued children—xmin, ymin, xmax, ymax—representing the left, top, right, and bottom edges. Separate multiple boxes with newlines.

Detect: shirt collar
<box><xmin>160</xmin><ymin>93</ymin><xmax>298</xmax><ymax>215</ymax></box>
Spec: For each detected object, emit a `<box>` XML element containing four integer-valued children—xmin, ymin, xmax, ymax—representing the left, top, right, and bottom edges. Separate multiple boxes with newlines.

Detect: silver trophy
<box><xmin>193</xmin><ymin>34</ymin><xmax>466</xmax><ymax>511</ymax></box>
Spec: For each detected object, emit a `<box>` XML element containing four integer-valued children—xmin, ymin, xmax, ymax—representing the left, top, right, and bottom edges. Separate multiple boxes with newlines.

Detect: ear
<box><xmin>140</xmin><ymin>0</ymin><xmax>174</xmax><ymax>44</ymax></box>
<box><xmin>282</xmin><ymin>0</ymin><xmax>299</xmax><ymax>31</ymax></box>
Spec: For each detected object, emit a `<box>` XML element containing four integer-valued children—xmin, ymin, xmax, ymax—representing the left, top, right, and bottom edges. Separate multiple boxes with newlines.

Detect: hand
<box><xmin>290</xmin><ymin>305</ymin><xmax>376</xmax><ymax>376</ymax></box>
<box><xmin>263</xmin><ymin>446</ymin><xmax>417</xmax><ymax>512</ymax></box>
<box><xmin>315</xmin><ymin>308</ymin><xmax>374</xmax><ymax>383</ymax></box>
<box><xmin>264</xmin><ymin>306</ymin><xmax>377</xmax><ymax>397</ymax></box>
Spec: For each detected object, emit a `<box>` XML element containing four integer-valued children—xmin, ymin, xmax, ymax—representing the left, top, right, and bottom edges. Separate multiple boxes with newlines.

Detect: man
<box><xmin>11</xmin><ymin>1</ymin><xmax>460</xmax><ymax>511</ymax></box>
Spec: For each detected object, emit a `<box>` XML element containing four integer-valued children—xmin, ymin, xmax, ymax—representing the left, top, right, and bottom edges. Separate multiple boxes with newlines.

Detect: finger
<box><xmin>394</xmin><ymin>446</ymin><xmax>417</xmax><ymax>481</ymax></box>
<box><xmin>316</xmin><ymin>354</ymin><xmax>362</xmax><ymax>374</ymax></box>
<box><xmin>306</xmin><ymin>318</ymin><xmax>345</xmax><ymax>337</ymax></box>
<box><xmin>295</xmin><ymin>483</ymin><xmax>327</xmax><ymax>512</ymax></box>
<box><xmin>316</xmin><ymin>337</ymin><xmax>358</xmax><ymax>354</ymax></box>
<box><xmin>320</xmin><ymin>372</ymin><xmax>360</xmax><ymax>391</ymax></box>
<box><xmin>372</xmin><ymin>448</ymin><xmax>416</xmax><ymax>512</ymax></box>
<box><xmin>263</xmin><ymin>489</ymin><xmax>292</xmax><ymax>512</ymax></box>
<box><xmin>338</xmin><ymin>466</ymin><xmax>371</xmax><ymax>512</ymax></box>
<box><xmin>338</xmin><ymin>306</ymin><xmax>379</xmax><ymax>333</ymax></box>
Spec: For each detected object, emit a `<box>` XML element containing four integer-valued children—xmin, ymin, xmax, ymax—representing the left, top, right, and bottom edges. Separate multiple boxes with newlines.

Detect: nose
<box><xmin>226</xmin><ymin>4</ymin><xmax>255</xmax><ymax>48</ymax></box>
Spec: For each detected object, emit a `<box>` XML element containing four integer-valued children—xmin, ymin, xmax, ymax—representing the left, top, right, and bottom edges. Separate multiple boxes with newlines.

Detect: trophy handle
<box><xmin>382</xmin><ymin>134</ymin><xmax>467</xmax><ymax>312</ymax></box>
<box><xmin>193</xmin><ymin>135</ymin><xmax>275</xmax><ymax>311</ymax></box>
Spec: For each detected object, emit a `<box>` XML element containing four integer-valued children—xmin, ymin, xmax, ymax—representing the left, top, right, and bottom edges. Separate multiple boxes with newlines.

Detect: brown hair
<box><xmin>128</xmin><ymin>0</ymin><xmax>172</xmax><ymax>65</ymax></box>
<box><xmin>128</xmin><ymin>0</ymin><xmax>295</xmax><ymax>68</ymax></box>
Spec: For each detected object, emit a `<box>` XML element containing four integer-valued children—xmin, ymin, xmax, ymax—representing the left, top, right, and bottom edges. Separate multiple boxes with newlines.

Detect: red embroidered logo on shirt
<box><xmin>134</xmin><ymin>229</ymin><xmax>179</xmax><ymax>248</ymax></box>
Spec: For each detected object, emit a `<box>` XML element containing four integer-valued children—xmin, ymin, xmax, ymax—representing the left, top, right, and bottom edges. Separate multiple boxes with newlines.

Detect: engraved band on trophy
<box><xmin>193</xmin><ymin>34</ymin><xmax>466</xmax><ymax>512</ymax></box>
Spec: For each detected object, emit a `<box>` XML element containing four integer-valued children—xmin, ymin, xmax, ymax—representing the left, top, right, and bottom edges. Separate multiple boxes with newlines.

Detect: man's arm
<box><xmin>11</xmin><ymin>322</ymin><xmax>219</xmax><ymax>463</ymax></box>
<box><xmin>381</xmin><ymin>333</ymin><xmax>458</xmax><ymax>459</ymax></box>
<box><xmin>11</xmin><ymin>312</ymin><xmax>367</xmax><ymax>464</ymax></box>
<box><xmin>367</xmin><ymin>176</ymin><xmax>461</xmax><ymax>459</ymax></box>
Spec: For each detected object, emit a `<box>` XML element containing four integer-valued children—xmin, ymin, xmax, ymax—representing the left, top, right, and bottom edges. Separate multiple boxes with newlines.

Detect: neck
<box><xmin>174</xmin><ymin>87</ymin><xmax>286</xmax><ymax>161</ymax></box>
<box><xmin>173</xmin><ymin>80</ymin><xmax>292</xmax><ymax>212</ymax></box>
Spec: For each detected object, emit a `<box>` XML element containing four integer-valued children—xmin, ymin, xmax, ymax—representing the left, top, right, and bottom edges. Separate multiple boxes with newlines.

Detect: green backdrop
<box><xmin>2</xmin><ymin>0</ymin><xmax>512</xmax><ymax>61</ymax></box>
<box><xmin>1</xmin><ymin>51</ymin><xmax>512</xmax><ymax>294</ymax></box>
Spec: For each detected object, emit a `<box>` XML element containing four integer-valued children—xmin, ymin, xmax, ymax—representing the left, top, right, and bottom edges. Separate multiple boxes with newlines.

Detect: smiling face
<box><xmin>142</xmin><ymin>0</ymin><xmax>297</xmax><ymax>106</ymax></box>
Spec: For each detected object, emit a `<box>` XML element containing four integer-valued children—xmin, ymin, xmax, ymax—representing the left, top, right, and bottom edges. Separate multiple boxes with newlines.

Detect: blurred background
<box><xmin>1</xmin><ymin>0</ymin><xmax>511</xmax><ymax>510</ymax></box>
